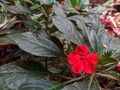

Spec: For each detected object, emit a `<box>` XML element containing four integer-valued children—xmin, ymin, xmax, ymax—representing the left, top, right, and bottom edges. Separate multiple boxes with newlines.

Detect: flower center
<box><xmin>80</xmin><ymin>56</ymin><xmax>85</xmax><ymax>60</ymax></box>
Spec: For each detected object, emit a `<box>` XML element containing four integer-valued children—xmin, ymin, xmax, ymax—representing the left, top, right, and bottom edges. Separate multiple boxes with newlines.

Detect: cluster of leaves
<box><xmin>0</xmin><ymin>0</ymin><xmax>120</xmax><ymax>90</ymax></box>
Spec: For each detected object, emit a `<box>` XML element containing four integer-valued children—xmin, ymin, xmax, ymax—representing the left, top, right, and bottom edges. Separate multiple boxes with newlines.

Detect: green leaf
<box><xmin>0</xmin><ymin>15</ymin><xmax>5</xmax><ymax>24</ymax></box>
<box><xmin>36</xmin><ymin>29</ymin><xmax>63</xmax><ymax>50</ymax></box>
<box><xmin>70</xmin><ymin>0</ymin><xmax>76</xmax><ymax>7</ymax></box>
<box><xmin>38</xmin><ymin>0</ymin><xmax>54</xmax><ymax>5</ymax></box>
<box><xmin>98</xmin><ymin>56</ymin><xmax>118</xmax><ymax>69</ymax></box>
<box><xmin>0</xmin><ymin>37</ymin><xmax>14</xmax><ymax>44</ymax></box>
<box><xmin>66</xmin><ymin>0</ymin><xmax>89</xmax><ymax>9</ymax></box>
<box><xmin>7</xmin><ymin>2</ymin><xmax>30</xmax><ymax>14</ymax></box>
<box><xmin>62</xmin><ymin>80</ymin><xmax>99</xmax><ymax>90</ymax></box>
<box><xmin>0</xmin><ymin>0</ymin><xmax>10</xmax><ymax>4</ymax></box>
<box><xmin>0</xmin><ymin>61</ymin><xmax>58</xmax><ymax>90</ymax></box>
<box><xmin>89</xmin><ymin>5</ymin><xmax>110</xmax><ymax>13</ymax></box>
<box><xmin>0</xmin><ymin>28</ymin><xmax>25</xmax><ymax>35</ymax></box>
<box><xmin>53</xmin><ymin>4</ymin><xmax>66</xmax><ymax>18</ymax></box>
<box><xmin>64</xmin><ymin>0</ymin><xmax>72</xmax><ymax>8</ymax></box>
<box><xmin>9</xmin><ymin>32</ymin><xmax>64</xmax><ymax>57</ymax></box>
<box><xmin>99</xmin><ymin>57</ymin><xmax>118</xmax><ymax>65</ymax></box>
<box><xmin>52</xmin><ymin>16</ymin><xmax>83</xmax><ymax>45</ymax></box>
<box><xmin>68</xmin><ymin>15</ymin><xmax>102</xmax><ymax>52</ymax></box>
<box><xmin>80</xmin><ymin>0</ymin><xmax>89</xmax><ymax>8</ymax></box>
<box><xmin>0</xmin><ymin>85</ymin><xmax>12</xmax><ymax>90</ymax></box>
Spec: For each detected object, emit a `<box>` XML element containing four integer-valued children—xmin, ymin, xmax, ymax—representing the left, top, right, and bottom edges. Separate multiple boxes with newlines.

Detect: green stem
<box><xmin>94</xmin><ymin>76</ymin><xmax>102</xmax><ymax>90</ymax></box>
<box><xmin>87</xmin><ymin>73</ymin><xmax>94</xmax><ymax>90</ymax></box>
<box><xmin>50</xmin><ymin>73</ymin><xmax>73</xmax><ymax>80</ymax></box>
<box><xmin>45</xmin><ymin>57</ymin><xmax>48</xmax><ymax>70</ymax></box>
<box><xmin>48</xmin><ymin>75</ymin><xmax>89</xmax><ymax>90</ymax></box>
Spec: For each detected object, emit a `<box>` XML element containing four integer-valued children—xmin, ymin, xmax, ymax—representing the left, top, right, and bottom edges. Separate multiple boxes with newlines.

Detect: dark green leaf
<box><xmin>53</xmin><ymin>4</ymin><xmax>66</xmax><ymax>18</ymax></box>
<box><xmin>7</xmin><ymin>3</ymin><xmax>30</xmax><ymax>14</ymax></box>
<box><xmin>69</xmin><ymin>15</ymin><xmax>102</xmax><ymax>52</ymax></box>
<box><xmin>0</xmin><ymin>37</ymin><xmax>14</xmax><ymax>44</ymax></box>
<box><xmin>52</xmin><ymin>16</ymin><xmax>83</xmax><ymax>45</ymax></box>
<box><xmin>98</xmin><ymin>56</ymin><xmax>118</xmax><ymax>67</ymax></box>
<box><xmin>37</xmin><ymin>29</ymin><xmax>63</xmax><ymax>50</ymax></box>
<box><xmin>62</xmin><ymin>80</ymin><xmax>99</xmax><ymax>90</ymax></box>
<box><xmin>38</xmin><ymin>0</ymin><xmax>54</xmax><ymax>5</ymax></box>
<box><xmin>0</xmin><ymin>28</ymin><xmax>25</xmax><ymax>35</ymax></box>
<box><xmin>0</xmin><ymin>15</ymin><xmax>5</xmax><ymax>24</ymax></box>
<box><xmin>0</xmin><ymin>85</ymin><xmax>12</xmax><ymax>90</ymax></box>
<box><xmin>0</xmin><ymin>61</ymin><xmax>58</xmax><ymax>90</ymax></box>
<box><xmin>9</xmin><ymin>32</ymin><xmax>64</xmax><ymax>57</ymax></box>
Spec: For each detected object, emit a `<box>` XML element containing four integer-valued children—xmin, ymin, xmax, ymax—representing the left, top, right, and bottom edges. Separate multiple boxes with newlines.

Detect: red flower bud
<box><xmin>114</xmin><ymin>0</ymin><xmax>117</xmax><ymax>3</ymax></box>
<box><xmin>13</xmin><ymin>22</ymin><xmax>24</xmax><ymax>28</ymax></box>
<box><xmin>48</xmin><ymin>8</ymin><xmax>52</xmax><ymax>12</ymax></box>
<box><xmin>117</xmin><ymin>62</ymin><xmax>120</xmax><ymax>72</ymax></box>
<box><xmin>61</xmin><ymin>1</ymin><xmax>66</xmax><ymax>8</ymax></box>
<box><xmin>74</xmin><ymin>6</ymin><xmax>80</xmax><ymax>11</ymax></box>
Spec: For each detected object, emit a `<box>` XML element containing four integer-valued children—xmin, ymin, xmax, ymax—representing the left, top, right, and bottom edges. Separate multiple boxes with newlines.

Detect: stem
<box><xmin>94</xmin><ymin>76</ymin><xmax>102</xmax><ymax>90</ymax></box>
<box><xmin>63</xmin><ymin>75</ymin><xmax>88</xmax><ymax>85</ymax></box>
<box><xmin>87</xmin><ymin>73</ymin><xmax>94</xmax><ymax>90</ymax></box>
<box><xmin>50</xmin><ymin>73</ymin><xmax>73</xmax><ymax>80</ymax></box>
<box><xmin>48</xmin><ymin>75</ymin><xmax>89</xmax><ymax>90</ymax></box>
<box><xmin>45</xmin><ymin>57</ymin><xmax>48</xmax><ymax>70</ymax></box>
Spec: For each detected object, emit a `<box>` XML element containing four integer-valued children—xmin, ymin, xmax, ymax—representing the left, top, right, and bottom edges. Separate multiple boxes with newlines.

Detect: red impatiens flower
<box><xmin>67</xmin><ymin>44</ymin><xmax>98</xmax><ymax>74</ymax></box>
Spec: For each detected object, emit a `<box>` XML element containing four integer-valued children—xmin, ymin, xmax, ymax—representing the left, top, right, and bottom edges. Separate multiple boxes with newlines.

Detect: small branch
<box><xmin>63</xmin><ymin>74</ymin><xmax>89</xmax><ymax>85</ymax></box>
<box><xmin>48</xmin><ymin>75</ymin><xmax>89</xmax><ymax>90</ymax></box>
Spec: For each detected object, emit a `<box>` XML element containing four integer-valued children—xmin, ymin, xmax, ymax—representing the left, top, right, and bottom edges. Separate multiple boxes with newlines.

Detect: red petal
<box><xmin>67</xmin><ymin>53</ymin><xmax>80</xmax><ymax>65</ymax></box>
<box><xmin>75</xmin><ymin>44</ymin><xmax>88</xmax><ymax>56</ymax></box>
<box><xmin>84</xmin><ymin>61</ymin><xmax>95</xmax><ymax>74</ymax></box>
<box><xmin>71</xmin><ymin>60</ymin><xmax>84</xmax><ymax>74</ymax></box>
<box><xmin>85</xmin><ymin>53</ymin><xmax>98</xmax><ymax>65</ymax></box>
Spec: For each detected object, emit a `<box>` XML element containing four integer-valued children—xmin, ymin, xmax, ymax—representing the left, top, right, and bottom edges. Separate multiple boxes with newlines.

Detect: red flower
<box><xmin>117</xmin><ymin>62</ymin><xmax>120</xmax><ymax>72</ymax></box>
<box><xmin>67</xmin><ymin>44</ymin><xmax>98</xmax><ymax>74</ymax></box>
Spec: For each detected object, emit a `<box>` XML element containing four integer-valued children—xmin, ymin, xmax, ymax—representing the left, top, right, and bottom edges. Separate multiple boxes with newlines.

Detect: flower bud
<box><xmin>117</xmin><ymin>62</ymin><xmax>120</xmax><ymax>72</ymax></box>
<box><xmin>74</xmin><ymin>6</ymin><xmax>80</xmax><ymax>11</ymax></box>
<box><xmin>61</xmin><ymin>1</ymin><xmax>66</xmax><ymax>8</ymax></box>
